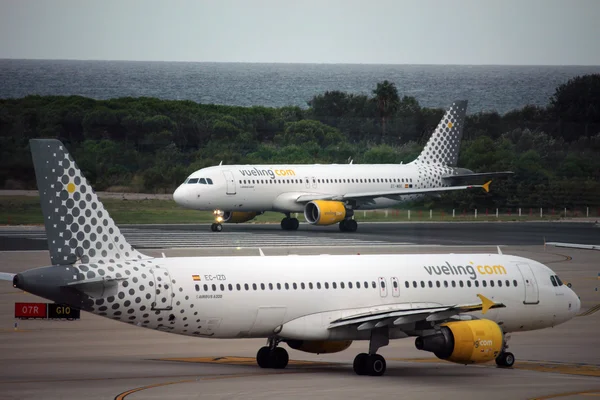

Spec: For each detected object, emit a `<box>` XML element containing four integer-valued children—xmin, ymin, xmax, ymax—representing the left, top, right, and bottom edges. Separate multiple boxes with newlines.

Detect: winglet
<box><xmin>482</xmin><ymin>180</ymin><xmax>492</xmax><ymax>193</ymax></box>
<box><xmin>477</xmin><ymin>294</ymin><xmax>495</xmax><ymax>314</ymax></box>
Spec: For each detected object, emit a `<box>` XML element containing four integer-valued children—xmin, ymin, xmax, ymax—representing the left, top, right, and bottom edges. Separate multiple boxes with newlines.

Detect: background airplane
<box><xmin>173</xmin><ymin>100</ymin><xmax>513</xmax><ymax>232</ymax></box>
<box><xmin>0</xmin><ymin>139</ymin><xmax>579</xmax><ymax>377</ymax></box>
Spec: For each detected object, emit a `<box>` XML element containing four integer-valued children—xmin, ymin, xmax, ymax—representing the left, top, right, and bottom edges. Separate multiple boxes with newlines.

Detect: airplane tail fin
<box><xmin>414</xmin><ymin>100</ymin><xmax>468</xmax><ymax>167</ymax></box>
<box><xmin>29</xmin><ymin>139</ymin><xmax>151</xmax><ymax>265</ymax></box>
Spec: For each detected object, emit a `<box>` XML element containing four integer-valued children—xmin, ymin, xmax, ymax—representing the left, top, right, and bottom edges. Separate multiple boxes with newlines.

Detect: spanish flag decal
<box><xmin>192</xmin><ymin>275</ymin><xmax>201</xmax><ymax>281</ymax></box>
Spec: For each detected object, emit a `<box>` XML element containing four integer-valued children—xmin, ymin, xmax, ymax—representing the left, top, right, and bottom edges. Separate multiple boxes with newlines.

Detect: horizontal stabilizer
<box><xmin>442</xmin><ymin>171</ymin><xmax>514</xmax><ymax>184</ymax></box>
<box><xmin>0</xmin><ymin>272</ymin><xmax>15</xmax><ymax>282</ymax></box>
<box><xmin>64</xmin><ymin>276</ymin><xmax>127</xmax><ymax>299</ymax></box>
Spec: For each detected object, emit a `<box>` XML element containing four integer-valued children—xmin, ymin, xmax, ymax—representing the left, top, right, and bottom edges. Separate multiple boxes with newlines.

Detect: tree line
<box><xmin>0</xmin><ymin>74</ymin><xmax>599</xmax><ymax>209</ymax></box>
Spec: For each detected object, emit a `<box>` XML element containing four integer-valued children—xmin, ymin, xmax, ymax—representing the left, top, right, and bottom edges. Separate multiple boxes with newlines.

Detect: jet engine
<box><xmin>285</xmin><ymin>339</ymin><xmax>353</xmax><ymax>354</ymax></box>
<box><xmin>415</xmin><ymin>319</ymin><xmax>503</xmax><ymax>364</ymax></box>
<box><xmin>303</xmin><ymin>200</ymin><xmax>346</xmax><ymax>225</ymax></box>
<box><xmin>221</xmin><ymin>211</ymin><xmax>259</xmax><ymax>223</ymax></box>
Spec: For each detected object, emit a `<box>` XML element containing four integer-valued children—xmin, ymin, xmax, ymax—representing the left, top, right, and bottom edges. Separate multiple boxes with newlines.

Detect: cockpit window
<box><xmin>188</xmin><ymin>178</ymin><xmax>198</xmax><ymax>184</ymax></box>
<box><xmin>207</xmin><ymin>178</ymin><xmax>213</xmax><ymax>184</ymax></box>
<box><xmin>199</xmin><ymin>178</ymin><xmax>207</xmax><ymax>184</ymax></box>
<box><xmin>550</xmin><ymin>275</ymin><xmax>557</xmax><ymax>287</ymax></box>
<box><xmin>555</xmin><ymin>275</ymin><xmax>564</xmax><ymax>286</ymax></box>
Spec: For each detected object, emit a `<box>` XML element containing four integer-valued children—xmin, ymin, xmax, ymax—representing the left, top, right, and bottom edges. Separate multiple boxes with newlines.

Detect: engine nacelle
<box><xmin>285</xmin><ymin>339</ymin><xmax>353</xmax><ymax>354</ymax></box>
<box><xmin>415</xmin><ymin>319</ymin><xmax>503</xmax><ymax>364</ymax></box>
<box><xmin>303</xmin><ymin>200</ymin><xmax>346</xmax><ymax>225</ymax></box>
<box><xmin>221</xmin><ymin>211</ymin><xmax>258</xmax><ymax>223</ymax></box>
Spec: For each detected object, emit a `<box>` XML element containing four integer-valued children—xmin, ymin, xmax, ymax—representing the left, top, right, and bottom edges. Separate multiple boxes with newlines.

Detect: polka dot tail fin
<box><xmin>29</xmin><ymin>139</ymin><xmax>152</xmax><ymax>266</ymax></box>
<box><xmin>414</xmin><ymin>100</ymin><xmax>468</xmax><ymax>167</ymax></box>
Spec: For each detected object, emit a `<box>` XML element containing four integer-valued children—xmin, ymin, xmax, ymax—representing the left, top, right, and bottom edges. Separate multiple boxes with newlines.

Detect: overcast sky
<box><xmin>1</xmin><ymin>0</ymin><xmax>598</xmax><ymax>65</ymax></box>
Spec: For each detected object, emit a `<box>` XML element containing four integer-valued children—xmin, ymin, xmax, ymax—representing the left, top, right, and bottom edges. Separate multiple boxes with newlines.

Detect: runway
<box><xmin>1</xmin><ymin>243</ymin><xmax>599</xmax><ymax>400</ymax></box>
<box><xmin>1</xmin><ymin>221</ymin><xmax>599</xmax><ymax>251</ymax></box>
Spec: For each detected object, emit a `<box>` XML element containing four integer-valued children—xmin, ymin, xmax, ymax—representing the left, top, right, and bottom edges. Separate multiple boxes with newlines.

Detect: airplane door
<box><xmin>305</xmin><ymin>177</ymin><xmax>310</xmax><ymax>189</ymax></box>
<box><xmin>390</xmin><ymin>277</ymin><xmax>400</xmax><ymax>297</ymax></box>
<box><xmin>150</xmin><ymin>267</ymin><xmax>174</xmax><ymax>311</ymax></box>
<box><xmin>515</xmin><ymin>263</ymin><xmax>539</xmax><ymax>304</ymax></box>
<box><xmin>222</xmin><ymin>170</ymin><xmax>236</xmax><ymax>195</ymax></box>
<box><xmin>378</xmin><ymin>277</ymin><xmax>388</xmax><ymax>297</ymax></box>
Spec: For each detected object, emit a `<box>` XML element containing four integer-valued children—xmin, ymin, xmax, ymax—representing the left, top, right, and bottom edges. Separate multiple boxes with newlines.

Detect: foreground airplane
<box><xmin>173</xmin><ymin>100</ymin><xmax>513</xmax><ymax>232</ymax></box>
<box><xmin>0</xmin><ymin>139</ymin><xmax>578</xmax><ymax>377</ymax></box>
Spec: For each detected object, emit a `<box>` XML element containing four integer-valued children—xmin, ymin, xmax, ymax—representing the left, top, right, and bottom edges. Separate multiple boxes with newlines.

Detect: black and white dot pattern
<box><xmin>30</xmin><ymin>140</ymin><xmax>151</xmax><ymax>265</ymax></box>
<box><xmin>415</xmin><ymin>100</ymin><xmax>467</xmax><ymax>168</ymax></box>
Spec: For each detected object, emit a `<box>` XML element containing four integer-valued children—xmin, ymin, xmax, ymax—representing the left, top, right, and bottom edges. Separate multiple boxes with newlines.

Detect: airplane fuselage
<box><xmin>174</xmin><ymin>162</ymin><xmax>458</xmax><ymax>212</ymax></box>
<box><xmin>15</xmin><ymin>253</ymin><xmax>579</xmax><ymax>341</ymax></box>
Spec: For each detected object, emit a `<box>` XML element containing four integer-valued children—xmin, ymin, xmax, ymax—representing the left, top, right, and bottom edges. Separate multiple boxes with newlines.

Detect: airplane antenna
<box><xmin>259</xmin><ymin>248</ymin><xmax>265</xmax><ymax>256</ymax></box>
<box><xmin>162</xmin><ymin>252</ymin><xmax>166</xmax><ymax>258</ymax></box>
<box><xmin>219</xmin><ymin>161</ymin><xmax>223</xmax><ymax>166</ymax></box>
<box><xmin>497</xmin><ymin>246</ymin><xmax>502</xmax><ymax>255</ymax></box>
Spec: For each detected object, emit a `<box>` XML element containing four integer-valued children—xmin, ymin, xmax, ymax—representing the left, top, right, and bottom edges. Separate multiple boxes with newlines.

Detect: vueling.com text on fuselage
<box><xmin>238</xmin><ymin>167</ymin><xmax>296</xmax><ymax>179</ymax></box>
<box><xmin>423</xmin><ymin>262</ymin><xmax>507</xmax><ymax>280</ymax></box>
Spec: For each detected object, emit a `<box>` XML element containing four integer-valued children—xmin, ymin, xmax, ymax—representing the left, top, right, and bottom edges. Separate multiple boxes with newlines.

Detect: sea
<box><xmin>1</xmin><ymin>59</ymin><xmax>600</xmax><ymax>114</ymax></box>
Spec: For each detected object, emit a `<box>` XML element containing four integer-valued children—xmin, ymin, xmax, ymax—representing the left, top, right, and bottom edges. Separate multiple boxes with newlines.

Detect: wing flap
<box><xmin>328</xmin><ymin>294</ymin><xmax>505</xmax><ymax>330</ymax></box>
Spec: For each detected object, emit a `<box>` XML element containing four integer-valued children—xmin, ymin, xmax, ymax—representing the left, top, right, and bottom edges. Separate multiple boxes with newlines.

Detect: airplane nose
<box><xmin>173</xmin><ymin>185</ymin><xmax>185</xmax><ymax>205</ymax></box>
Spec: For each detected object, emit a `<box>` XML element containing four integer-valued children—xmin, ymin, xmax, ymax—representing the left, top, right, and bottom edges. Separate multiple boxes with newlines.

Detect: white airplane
<box><xmin>0</xmin><ymin>139</ymin><xmax>580</xmax><ymax>377</ymax></box>
<box><xmin>173</xmin><ymin>100</ymin><xmax>513</xmax><ymax>232</ymax></box>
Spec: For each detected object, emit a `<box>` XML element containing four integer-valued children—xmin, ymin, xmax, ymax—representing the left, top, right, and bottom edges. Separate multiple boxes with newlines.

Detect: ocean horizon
<box><xmin>2</xmin><ymin>58</ymin><xmax>600</xmax><ymax>114</ymax></box>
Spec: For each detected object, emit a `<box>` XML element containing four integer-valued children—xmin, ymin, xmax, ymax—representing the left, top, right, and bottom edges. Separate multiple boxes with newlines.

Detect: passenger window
<box><xmin>293</xmin><ymin>283</ymin><xmax>297</xmax><ymax>290</ymax></box>
<box><xmin>236</xmin><ymin>284</ymin><xmax>241</xmax><ymax>291</ymax></box>
<box><xmin>324</xmin><ymin>282</ymin><xmax>329</xmax><ymax>289</ymax></box>
<box><xmin>220</xmin><ymin>284</ymin><xmax>225</xmax><ymax>291</ymax></box>
<box><xmin>467</xmin><ymin>281</ymin><xmax>472</xmax><ymax>287</ymax></box>
<box><xmin>195</xmin><ymin>284</ymin><xmax>199</xmax><ymax>291</ymax></box>
<box><xmin>513</xmin><ymin>280</ymin><xmax>518</xmax><ymax>287</ymax></box>
<box><xmin>459</xmin><ymin>281</ymin><xmax>464</xmax><ymax>287</ymax></box>
<box><xmin>203</xmin><ymin>284</ymin><xmax>208</xmax><ymax>291</ymax></box>
<box><xmin>244</xmin><ymin>284</ymin><xmax>249</xmax><ymax>291</ymax></box>
<box><xmin>392</xmin><ymin>281</ymin><xmax>397</xmax><ymax>288</ymax></box>
<box><xmin>443</xmin><ymin>281</ymin><xmax>448</xmax><ymax>288</ymax></box>
<box><xmin>317</xmin><ymin>282</ymin><xmax>321</xmax><ymax>289</ymax></box>
<box><xmin>428</xmin><ymin>281</ymin><xmax>433</xmax><ymax>288</ymax></box>
<box><xmin>285</xmin><ymin>283</ymin><xmax>289</xmax><ymax>290</ymax></box>
<box><xmin>436</xmin><ymin>281</ymin><xmax>440</xmax><ymax>288</ymax></box>
<box><xmin>269</xmin><ymin>283</ymin><xmax>273</xmax><ymax>290</ymax></box>
<box><xmin>498</xmin><ymin>280</ymin><xmax>502</xmax><ymax>287</ymax></box>
<box><xmin>474</xmin><ymin>281</ymin><xmax>479</xmax><ymax>287</ymax></box>
<box><xmin>332</xmin><ymin>282</ymin><xmax>337</xmax><ymax>289</ymax></box>
<box><xmin>227</xmin><ymin>283</ymin><xmax>233</xmax><ymax>290</ymax></box>
<box><xmin>199</xmin><ymin>178</ymin><xmax>207</xmax><ymax>184</ymax></box>
<box><xmin>451</xmin><ymin>281</ymin><xmax>456</xmax><ymax>287</ymax></box>
<box><xmin>309</xmin><ymin>282</ymin><xmax>313</xmax><ymax>289</ymax></box>
<box><xmin>260</xmin><ymin>283</ymin><xmax>265</xmax><ymax>290</ymax></box>
<box><xmin>380</xmin><ymin>281</ymin><xmax>385</xmax><ymax>288</ymax></box>
<box><xmin>364</xmin><ymin>281</ymin><xmax>368</xmax><ymax>288</ymax></box>
<box><xmin>550</xmin><ymin>276</ymin><xmax>557</xmax><ymax>287</ymax></box>
<box><xmin>490</xmin><ymin>280</ymin><xmax>495</xmax><ymax>287</ymax></box>
<box><xmin>413</xmin><ymin>281</ymin><xmax>417</xmax><ymax>288</ymax></box>
<box><xmin>356</xmin><ymin>281</ymin><xmax>360</xmax><ymax>288</ymax></box>
<box><xmin>252</xmin><ymin>283</ymin><xmax>257</xmax><ymax>290</ymax></box>
<box><xmin>349</xmin><ymin>282</ymin><xmax>353</xmax><ymax>289</ymax></box>
<box><xmin>212</xmin><ymin>284</ymin><xmax>216</xmax><ymax>291</ymax></box>
<box><xmin>207</xmin><ymin>178</ymin><xmax>213</xmax><ymax>184</ymax></box>
<box><xmin>341</xmin><ymin>282</ymin><xmax>345</xmax><ymax>289</ymax></box>
<box><xmin>405</xmin><ymin>281</ymin><xmax>409</xmax><ymax>288</ymax></box>
<box><xmin>505</xmin><ymin>280</ymin><xmax>510</xmax><ymax>287</ymax></box>
<box><xmin>277</xmin><ymin>283</ymin><xmax>281</xmax><ymax>290</ymax></box>
<box><xmin>420</xmin><ymin>281</ymin><xmax>425</xmax><ymax>288</ymax></box>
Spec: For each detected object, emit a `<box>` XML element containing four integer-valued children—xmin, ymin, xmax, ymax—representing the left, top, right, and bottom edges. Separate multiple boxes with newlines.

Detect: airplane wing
<box><xmin>327</xmin><ymin>294</ymin><xmax>504</xmax><ymax>330</ymax></box>
<box><xmin>295</xmin><ymin>181</ymin><xmax>491</xmax><ymax>204</ymax></box>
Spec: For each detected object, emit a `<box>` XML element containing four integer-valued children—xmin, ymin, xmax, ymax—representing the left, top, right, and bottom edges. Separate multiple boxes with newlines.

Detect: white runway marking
<box><xmin>0</xmin><ymin>227</ymin><xmax>403</xmax><ymax>248</ymax></box>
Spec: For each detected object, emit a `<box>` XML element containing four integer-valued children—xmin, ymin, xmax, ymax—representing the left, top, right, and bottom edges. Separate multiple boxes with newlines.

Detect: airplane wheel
<box><xmin>289</xmin><ymin>218</ymin><xmax>299</xmax><ymax>230</ymax></box>
<box><xmin>495</xmin><ymin>352</ymin><xmax>515</xmax><ymax>368</ymax></box>
<box><xmin>281</xmin><ymin>217</ymin><xmax>291</xmax><ymax>230</ymax></box>
<box><xmin>366</xmin><ymin>354</ymin><xmax>386</xmax><ymax>376</ymax></box>
<box><xmin>341</xmin><ymin>219</ymin><xmax>357</xmax><ymax>232</ymax></box>
<box><xmin>339</xmin><ymin>220</ymin><xmax>347</xmax><ymax>232</ymax></box>
<box><xmin>353</xmin><ymin>353</ymin><xmax>368</xmax><ymax>375</ymax></box>
<box><xmin>272</xmin><ymin>347</ymin><xmax>289</xmax><ymax>369</ymax></box>
<box><xmin>256</xmin><ymin>346</ymin><xmax>272</xmax><ymax>368</ymax></box>
<box><xmin>211</xmin><ymin>223</ymin><xmax>223</xmax><ymax>232</ymax></box>
<box><xmin>210</xmin><ymin>223</ymin><xmax>216</xmax><ymax>232</ymax></box>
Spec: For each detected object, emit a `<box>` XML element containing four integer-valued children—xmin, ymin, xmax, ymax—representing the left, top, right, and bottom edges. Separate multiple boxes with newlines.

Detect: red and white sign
<box><xmin>14</xmin><ymin>302</ymin><xmax>47</xmax><ymax>318</ymax></box>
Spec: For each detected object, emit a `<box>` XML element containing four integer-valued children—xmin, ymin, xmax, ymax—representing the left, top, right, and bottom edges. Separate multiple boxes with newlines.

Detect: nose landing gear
<box><xmin>210</xmin><ymin>223</ymin><xmax>222</xmax><ymax>232</ymax></box>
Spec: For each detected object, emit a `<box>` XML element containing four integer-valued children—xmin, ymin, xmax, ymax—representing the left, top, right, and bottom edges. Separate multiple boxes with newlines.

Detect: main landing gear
<box><xmin>256</xmin><ymin>338</ymin><xmax>289</xmax><ymax>369</ymax></box>
<box><xmin>281</xmin><ymin>213</ymin><xmax>299</xmax><ymax>231</ymax></box>
<box><xmin>339</xmin><ymin>218</ymin><xmax>358</xmax><ymax>232</ymax></box>
<box><xmin>495</xmin><ymin>351</ymin><xmax>515</xmax><ymax>368</ymax></box>
<box><xmin>353</xmin><ymin>327</ymin><xmax>389</xmax><ymax>376</ymax></box>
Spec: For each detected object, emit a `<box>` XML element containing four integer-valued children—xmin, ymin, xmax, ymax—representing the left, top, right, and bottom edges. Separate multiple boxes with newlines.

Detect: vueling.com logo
<box><xmin>238</xmin><ymin>167</ymin><xmax>296</xmax><ymax>179</ymax></box>
<box><xmin>423</xmin><ymin>262</ymin><xmax>507</xmax><ymax>280</ymax></box>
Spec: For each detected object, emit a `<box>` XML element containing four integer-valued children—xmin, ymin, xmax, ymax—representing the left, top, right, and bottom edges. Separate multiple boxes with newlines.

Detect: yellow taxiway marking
<box><xmin>158</xmin><ymin>356</ymin><xmax>336</xmax><ymax>367</ymax></box>
<box><xmin>114</xmin><ymin>370</ymin><xmax>311</xmax><ymax>400</ymax></box>
<box><xmin>388</xmin><ymin>358</ymin><xmax>600</xmax><ymax>377</ymax></box>
<box><xmin>529</xmin><ymin>389</ymin><xmax>600</xmax><ymax>399</ymax></box>
<box><xmin>578</xmin><ymin>303</ymin><xmax>600</xmax><ymax>317</ymax></box>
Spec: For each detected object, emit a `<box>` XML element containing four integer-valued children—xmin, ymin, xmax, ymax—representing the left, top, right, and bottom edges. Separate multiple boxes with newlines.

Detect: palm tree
<box><xmin>372</xmin><ymin>80</ymin><xmax>400</xmax><ymax>142</ymax></box>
